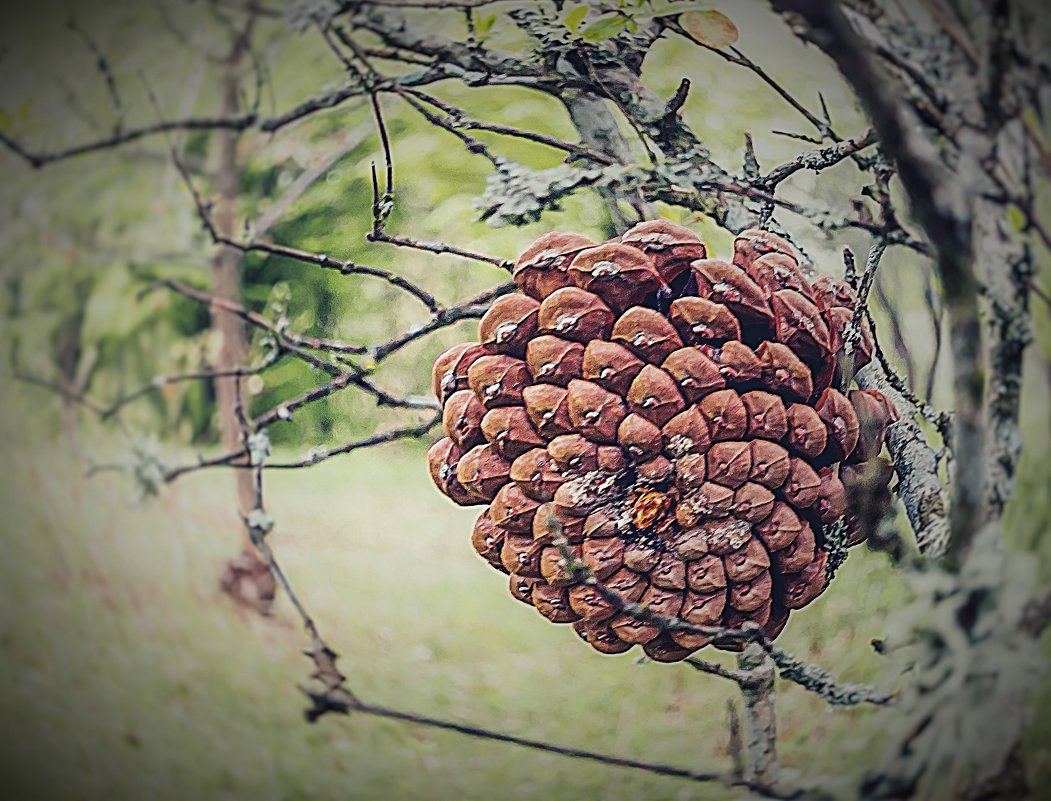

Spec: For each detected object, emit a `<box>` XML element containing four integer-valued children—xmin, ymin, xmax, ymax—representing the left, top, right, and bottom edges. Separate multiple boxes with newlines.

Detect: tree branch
<box><xmin>770</xmin><ymin>0</ymin><xmax>985</xmax><ymax>568</ymax></box>
<box><xmin>855</xmin><ymin>364</ymin><xmax>950</xmax><ymax>557</ymax></box>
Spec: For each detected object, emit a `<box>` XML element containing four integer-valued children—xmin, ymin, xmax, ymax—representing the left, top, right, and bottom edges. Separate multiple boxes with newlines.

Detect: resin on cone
<box><xmin>428</xmin><ymin>219</ymin><xmax>896</xmax><ymax>659</ymax></box>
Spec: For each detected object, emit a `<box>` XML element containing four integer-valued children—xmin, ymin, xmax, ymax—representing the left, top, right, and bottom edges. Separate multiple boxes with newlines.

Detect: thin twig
<box><xmin>67</xmin><ymin>16</ymin><xmax>124</xmax><ymax>130</ymax></box>
<box><xmin>403</xmin><ymin>88</ymin><xmax>616</xmax><ymax>165</ymax></box>
<box><xmin>168</xmin><ymin>150</ymin><xmax>443</xmax><ymax>313</ymax></box>
<box><xmin>0</xmin><ymin>115</ymin><xmax>257</xmax><ymax>168</ymax></box>
<box><xmin>267</xmin><ymin>414</ymin><xmax>441</xmax><ymax>468</ymax></box>
<box><xmin>686</xmin><ymin>657</ymin><xmax>753</xmax><ymax>684</ymax></box>
<box><xmin>99</xmin><ymin>365</ymin><xmax>268</xmax><ymax>420</ymax></box>
<box><xmin>303</xmin><ymin>695</ymin><xmax>796</xmax><ymax>798</ymax></box>
<box><xmin>144</xmin><ymin>279</ymin><xmax>369</xmax><ymax>354</ymax></box>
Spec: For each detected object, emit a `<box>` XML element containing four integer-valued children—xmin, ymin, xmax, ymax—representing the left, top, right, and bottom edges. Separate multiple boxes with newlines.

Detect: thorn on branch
<box><xmin>743</xmin><ymin>132</ymin><xmax>760</xmax><ymax>181</ymax></box>
<box><xmin>842</xmin><ymin>247</ymin><xmax>858</xmax><ymax>289</ymax></box>
<box><xmin>661</xmin><ymin>78</ymin><xmax>691</xmax><ymax>121</ymax></box>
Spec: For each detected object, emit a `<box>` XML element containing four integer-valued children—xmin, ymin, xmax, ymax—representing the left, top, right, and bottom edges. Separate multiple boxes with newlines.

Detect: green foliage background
<box><xmin>0</xmin><ymin>0</ymin><xmax>904</xmax><ymax>449</ymax></box>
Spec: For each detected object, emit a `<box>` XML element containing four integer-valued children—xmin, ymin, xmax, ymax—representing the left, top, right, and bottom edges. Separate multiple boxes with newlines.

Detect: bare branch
<box><xmin>144</xmin><ymin>279</ymin><xmax>368</xmax><ymax>354</ymax></box>
<box><xmin>768</xmin><ymin>646</ymin><xmax>894</xmax><ymax>707</ymax></box>
<box><xmin>686</xmin><ymin>657</ymin><xmax>752</xmax><ymax>684</ymax></box>
<box><xmin>402</xmin><ymin>88</ymin><xmax>616</xmax><ymax>165</ymax></box>
<box><xmin>0</xmin><ymin>115</ymin><xmax>257</xmax><ymax>168</ymax></box>
<box><xmin>855</xmin><ymin>364</ymin><xmax>950</xmax><ymax>558</ymax></box>
<box><xmin>164</xmin><ymin>447</ymin><xmax>252</xmax><ymax>484</ymax></box>
<box><xmin>876</xmin><ymin>269</ymin><xmax>920</xmax><ymax>393</ymax></box>
<box><xmin>267</xmin><ymin>414</ymin><xmax>441</xmax><ymax>469</ymax></box>
<box><xmin>863</xmin><ymin>305</ymin><xmax>944</xmax><ymax>435</ymax></box>
<box><xmin>737</xmin><ymin>643</ymin><xmax>779</xmax><ymax>785</ymax></box>
<box><xmin>726</xmin><ymin>698</ymin><xmax>746</xmax><ymax>777</ymax></box>
<box><xmin>168</xmin><ymin>148</ymin><xmax>445</xmax><ymax>313</ymax></box>
<box><xmin>302</xmin><ymin>694</ymin><xmax>796</xmax><ymax>798</ymax></box>
<box><xmin>243</xmin><ymin>502</ymin><xmax>357</xmax><ymax>705</ymax></box>
<box><xmin>368</xmin><ymin>281</ymin><xmax>514</xmax><ymax>362</ymax></box>
<box><xmin>394</xmin><ymin>84</ymin><xmax>503</xmax><ymax>168</ymax></box>
<box><xmin>760</xmin><ymin>129</ymin><xmax>877</xmax><ymax>187</ymax></box>
<box><xmin>251</xmin><ymin>126</ymin><xmax>370</xmax><ymax>238</ymax></box>
<box><xmin>349</xmin><ymin>0</ymin><xmax>514</xmax><ymax>8</ymax></box>
<box><xmin>841</xmin><ymin>237</ymin><xmax>887</xmax><ymax>382</ymax></box>
<box><xmin>66</xmin><ymin>16</ymin><xmax>124</xmax><ymax>129</ymax></box>
<box><xmin>12</xmin><ymin>366</ymin><xmax>107</xmax><ymax>417</ymax></box>
<box><xmin>366</xmin><ymin>227</ymin><xmax>512</xmax><ymax>271</ymax></box>
<box><xmin>98</xmin><ymin>365</ymin><xmax>268</xmax><ymax>421</ymax></box>
<box><xmin>346</xmin><ymin>3</ymin><xmax>538</xmax><ymax>79</ymax></box>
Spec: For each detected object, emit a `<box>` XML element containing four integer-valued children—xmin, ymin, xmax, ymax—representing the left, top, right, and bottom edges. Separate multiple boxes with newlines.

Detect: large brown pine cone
<box><xmin>428</xmin><ymin>220</ymin><xmax>898</xmax><ymax>660</ymax></box>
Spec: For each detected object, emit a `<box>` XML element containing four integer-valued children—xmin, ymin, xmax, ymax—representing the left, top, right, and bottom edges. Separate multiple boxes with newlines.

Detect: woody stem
<box><xmin>736</xmin><ymin>641</ymin><xmax>780</xmax><ymax>785</ymax></box>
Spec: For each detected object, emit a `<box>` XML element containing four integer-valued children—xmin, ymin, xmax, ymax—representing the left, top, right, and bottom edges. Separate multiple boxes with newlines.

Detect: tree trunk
<box><xmin>210</xmin><ymin>19</ymin><xmax>275</xmax><ymax>615</ymax></box>
<box><xmin>562</xmin><ymin>93</ymin><xmax>650</xmax><ymax>232</ymax></box>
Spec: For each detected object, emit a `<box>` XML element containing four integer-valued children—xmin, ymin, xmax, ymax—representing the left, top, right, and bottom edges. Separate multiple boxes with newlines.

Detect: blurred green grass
<box><xmin>0</xmin><ymin>400</ymin><xmax>913</xmax><ymax>801</ymax></box>
<box><xmin>1</xmin><ymin>366</ymin><xmax>1049</xmax><ymax>800</ymax></box>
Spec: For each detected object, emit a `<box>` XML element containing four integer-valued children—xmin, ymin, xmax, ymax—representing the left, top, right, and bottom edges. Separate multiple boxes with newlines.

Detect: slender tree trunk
<box><xmin>210</xmin><ymin>18</ymin><xmax>275</xmax><ymax>614</ymax></box>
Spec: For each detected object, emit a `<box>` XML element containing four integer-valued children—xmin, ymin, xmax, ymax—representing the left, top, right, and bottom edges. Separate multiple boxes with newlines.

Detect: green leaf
<box><xmin>681</xmin><ymin>9</ymin><xmax>738</xmax><ymax>48</ymax></box>
<box><xmin>1008</xmin><ymin>205</ymin><xmax>1026</xmax><ymax>232</ymax></box>
<box><xmin>581</xmin><ymin>14</ymin><xmax>628</xmax><ymax>43</ymax></box>
<box><xmin>563</xmin><ymin>4</ymin><xmax>589</xmax><ymax>34</ymax></box>
<box><xmin>475</xmin><ymin>13</ymin><xmax>496</xmax><ymax>36</ymax></box>
<box><xmin>0</xmin><ymin>109</ymin><xmax>12</xmax><ymax>135</ymax></box>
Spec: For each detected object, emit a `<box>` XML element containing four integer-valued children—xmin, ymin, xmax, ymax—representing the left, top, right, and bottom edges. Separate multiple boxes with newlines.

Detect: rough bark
<box><xmin>978</xmin><ymin>177</ymin><xmax>1029</xmax><ymax>520</ymax></box>
<box><xmin>737</xmin><ymin>642</ymin><xmax>779</xmax><ymax>787</ymax></box>
<box><xmin>562</xmin><ymin>93</ymin><xmax>640</xmax><ymax>232</ymax></box>
<box><xmin>855</xmin><ymin>364</ymin><xmax>950</xmax><ymax>556</ymax></box>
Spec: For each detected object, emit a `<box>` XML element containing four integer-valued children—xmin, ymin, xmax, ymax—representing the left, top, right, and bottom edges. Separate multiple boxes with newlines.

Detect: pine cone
<box><xmin>428</xmin><ymin>222</ymin><xmax>898</xmax><ymax>660</ymax></box>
